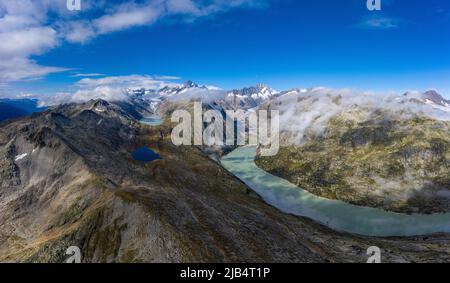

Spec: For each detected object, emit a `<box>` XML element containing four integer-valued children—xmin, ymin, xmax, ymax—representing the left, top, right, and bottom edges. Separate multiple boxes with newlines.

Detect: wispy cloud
<box><xmin>65</xmin><ymin>74</ymin><xmax>180</xmax><ymax>104</ymax></box>
<box><xmin>36</xmin><ymin>74</ymin><xmax>225</xmax><ymax>106</ymax></box>
<box><xmin>154</xmin><ymin>75</ymin><xmax>182</xmax><ymax>80</ymax></box>
<box><xmin>63</xmin><ymin>0</ymin><xmax>266</xmax><ymax>43</ymax></box>
<box><xmin>37</xmin><ymin>74</ymin><xmax>175</xmax><ymax>105</ymax></box>
<box><xmin>0</xmin><ymin>0</ymin><xmax>70</xmax><ymax>83</ymax></box>
<box><xmin>358</xmin><ymin>16</ymin><xmax>400</xmax><ymax>29</ymax></box>
<box><xmin>75</xmin><ymin>74</ymin><xmax>178</xmax><ymax>88</ymax></box>
<box><xmin>0</xmin><ymin>58</ymin><xmax>69</xmax><ymax>83</ymax></box>
<box><xmin>0</xmin><ymin>0</ymin><xmax>267</xmax><ymax>84</ymax></box>
<box><xmin>70</xmin><ymin>73</ymin><xmax>106</xmax><ymax>78</ymax></box>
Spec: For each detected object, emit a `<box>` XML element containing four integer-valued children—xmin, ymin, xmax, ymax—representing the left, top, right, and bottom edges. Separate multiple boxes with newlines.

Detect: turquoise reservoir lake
<box><xmin>221</xmin><ymin>146</ymin><xmax>450</xmax><ymax>237</ymax></box>
<box><xmin>139</xmin><ymin>116</ymin><xmax>163</xmax><ymax>126</ymax></box>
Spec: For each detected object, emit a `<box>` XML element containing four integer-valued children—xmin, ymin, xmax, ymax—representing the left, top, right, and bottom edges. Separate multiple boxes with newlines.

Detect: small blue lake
<box><xmin>139</xmin><ymin>116</ymin><xmax>163</xmax><ymax>126</ymax></box>
<box><xmin>131</xmin><ymin>147</ymin><xmax>161</xmax><ymax>163</ymax></box>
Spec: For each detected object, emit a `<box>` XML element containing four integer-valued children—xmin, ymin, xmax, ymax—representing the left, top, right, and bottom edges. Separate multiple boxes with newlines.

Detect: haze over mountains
<box><xmin>0</xmin><ymin>99</ymin><xmax>45</xmax><ymax>123</ymax></box>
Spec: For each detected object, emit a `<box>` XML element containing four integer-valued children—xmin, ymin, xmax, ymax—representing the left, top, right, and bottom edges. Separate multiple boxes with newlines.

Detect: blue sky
<box><xmin>1</xmin><ymin>0</ymin><xmax>450</xmax><ymax>98</ymax></box>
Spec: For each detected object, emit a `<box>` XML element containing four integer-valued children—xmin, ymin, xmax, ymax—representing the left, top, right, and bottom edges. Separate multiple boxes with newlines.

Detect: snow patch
<box><xmin>15</xmin><ymin>153</ymin><xmax>28</xmax><ymax>161</ymax></box>
<box><xmin>94</xmin><ymin>107</ymin><xmax>106</xmax><ymax>113</ymax></box>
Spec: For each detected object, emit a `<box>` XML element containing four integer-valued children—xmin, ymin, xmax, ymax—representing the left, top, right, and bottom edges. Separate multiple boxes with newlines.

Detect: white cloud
<box><xmin>63</xmin><ymin>0</ymin><xmax>263</xmax><ymax>43</ymax></box>
<box><xmin>0</xmin><ymin>57</ymin><xmax>68</xmax><ymax>82</ymax></box>
<box><xmin>37</xmin><ymin>74</ymin><xmax>227</xmax><ymax>106</ymax></box>
<box><xmin>62</xmin><ymin>20</ymin><xmax>96</xmax><ymax>43</ymax></box>
<box><xmin>273</xmin><ymin>88</ymin><xmax>450</xmax><ymax>145</ymax></box>
<box><xmin>166</xmin><ymin>0</ymin><xmax>202</xmax><ymax>15</ymax></box>
<box><xmin>75</xmin><ymin>74</ymin><xmax>178</xmax><ymax>89</ymax></box>
<box><xmin>0</xmin><ymin>0</ymin><xmax>265</xmax><ymax>86</ymax></box>
<box><xmin>0</xmin><ymin>14</ymin><xmax>37</xmax><ymax>32</ymax></box>
<box><xmin>71</xmin><ymin>86</ymin><xmax>130</xmax><ymax>103</ymax></box>
<box><xmin>94</xmin><ymin>4</ymin><xmax>162</xmax><ymax>35</ymax></box>
<box><xmin>0</xmin><ymin>0</ymin><xmax>68</xmax><ymax>83</ymax></box>
<box><xmin>0</xmin><ymin>27</ymin><xmax>58</xmax><ymax>58</ymax></box>
<box><xmin>64</xmin><ymin>4</ymin><xmax>163</xmax><ymax>44</ymax></box>
<box><xmin>39</xmin><ymin>75</ymin><xmax>181</xmax><ymax>105</ymax></box>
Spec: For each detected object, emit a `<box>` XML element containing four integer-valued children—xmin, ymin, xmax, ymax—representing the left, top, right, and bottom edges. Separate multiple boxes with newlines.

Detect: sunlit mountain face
<box><xmin>0</xmin><ymin>0</ymin><xmax>450</xmax><ymax>265</ymax></box>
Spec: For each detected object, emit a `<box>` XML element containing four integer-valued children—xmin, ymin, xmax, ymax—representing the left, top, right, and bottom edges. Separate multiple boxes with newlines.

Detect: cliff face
<box><xmin>1</xmin><ymin>100</ymin><xmax>450</xmax><ymax>263</ymax></box>
<box><xmin>256</xmin><ymin>111</ymin><xmax>450</xmax><ymax>214</ymax></box>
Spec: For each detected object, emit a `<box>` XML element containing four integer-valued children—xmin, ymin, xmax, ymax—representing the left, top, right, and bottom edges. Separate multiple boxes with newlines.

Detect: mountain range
<box><xmin>1</xmin><ymin>83</ymin><xmax>450</xmax><ymax>262</ymax></box>
<box><xmin>120</xmin><ymin>82</ymin><xmax>450</xmax><ymax>114</ymax></box>
<box><xmin>0</xmin><ymin>99</ymin><xmax>45</xmax><ymax>123</ymax></box>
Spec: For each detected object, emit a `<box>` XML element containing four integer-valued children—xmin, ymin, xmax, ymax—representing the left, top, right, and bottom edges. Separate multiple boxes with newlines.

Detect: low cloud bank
<box><xmin>273</xmin><ymin>87</ymin><xmax>450</xmax><ymax>145</ymax></box>
<box><xmin>25</xmin><ymin>76</ymin><xmax>450</xmax><ymax>144</ymax></box>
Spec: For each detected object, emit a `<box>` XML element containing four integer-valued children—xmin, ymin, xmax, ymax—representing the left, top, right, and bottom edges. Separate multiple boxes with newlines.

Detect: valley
<box><xmin>1</xmin><ymin>0</ymin><xmax>449</xmax><ymax>266</ymax></box>
<box><xmin>0</xmin><ymin>83</ymin><xmax>450</xmax><ymax>263</ymax></box>
<box><xmin>223</xmin><ymin>146</ymin><xmax>450</xmax><ymax>237</ymax></box>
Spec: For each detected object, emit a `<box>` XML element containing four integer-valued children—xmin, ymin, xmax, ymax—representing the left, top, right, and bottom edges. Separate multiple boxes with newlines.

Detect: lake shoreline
<box><xmin>221</xmin><ymin>146</ymin><xmax>450</xmax><ymax>237</ymax></box>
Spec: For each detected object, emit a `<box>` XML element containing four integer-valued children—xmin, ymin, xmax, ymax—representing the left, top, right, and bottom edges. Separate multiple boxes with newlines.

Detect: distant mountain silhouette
<box><xmin>0</xmin><ymin>99</ymin><xmax>45</xmax><ymax>122</ymax></box>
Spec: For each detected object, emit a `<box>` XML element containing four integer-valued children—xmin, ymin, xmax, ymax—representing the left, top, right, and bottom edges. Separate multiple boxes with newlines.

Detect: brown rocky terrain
<box><xmin>0</xmin><ymin>100</ymin><xmax>449</xmax><ymax>262</ymax></box>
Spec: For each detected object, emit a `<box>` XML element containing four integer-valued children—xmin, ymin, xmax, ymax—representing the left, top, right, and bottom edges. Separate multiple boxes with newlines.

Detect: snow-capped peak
<box><xmin>402</xmin><ymin>90</ymin><xmax>450</xmax><ymax>112</ymax></box>
<box><xmin>228</xmin><ymin>83</ymin><xmax>278</xmax><ymax>100</ymax></box>
<box><xmin>223</xmin><ymin>84</ymin><xmax>278</xmax><ymax>109</ymax></box>
<box><xmin>158</xmin><ymin>80</ymin><xmax>208</xmax><ymax>96</ymax></box>
<box><xmin>422</xmin><ymin>90</ymin><xmax>450</xmax><ymax>107</ymax></box>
